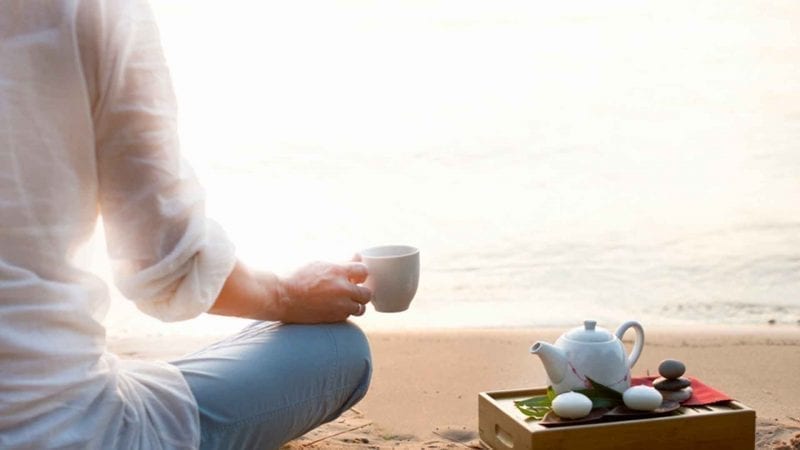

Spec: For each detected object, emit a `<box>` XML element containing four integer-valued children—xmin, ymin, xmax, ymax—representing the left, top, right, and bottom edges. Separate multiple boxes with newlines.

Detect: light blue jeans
<box><xmin>171</xmin><ymin>321</ymin><xmax>372</xmax><ymax>450</ymax></box>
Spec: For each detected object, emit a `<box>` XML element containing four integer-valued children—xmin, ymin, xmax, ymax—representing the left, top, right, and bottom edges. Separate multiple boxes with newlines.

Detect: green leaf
<box><xmin>515</xmin><ymin>404</ymin><xmax>550</xmax><ymax>419</ymax></box>
<box><xmin>546</xmin><ymin>386</ymin><xmax>557</xmax><ymax>402</ymax></box>
<box><xmin>514</xmin><ymin>394</ymin><xmax>552</xmax><ymax>420</ymax></box>
<box><xmin>585</xmin><ymin>378</ymin><xmax>624</xmax><ymax>400</ymax></box>
<box><xmin>575</xmin><ymin>378</ymin><xmax>624</xmax><ymax>409</ymax></box>
<box><xmin>514</xmin><ymin>394</ymin><xmax>551</xmax><ymax>408</ymax></box>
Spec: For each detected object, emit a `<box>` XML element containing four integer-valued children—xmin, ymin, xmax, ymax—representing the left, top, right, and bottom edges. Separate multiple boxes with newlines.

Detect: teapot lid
<box><xmin>564</xmin><ymin>320</ymin><xmax>614</xmax><ymax>343</ymax></box>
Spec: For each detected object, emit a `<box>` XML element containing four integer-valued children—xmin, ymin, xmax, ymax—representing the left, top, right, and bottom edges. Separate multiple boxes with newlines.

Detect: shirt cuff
<box><xmin>120</xmin><ymin>219</ymin><xmax>237</xmax><ymax>322</ymax></box>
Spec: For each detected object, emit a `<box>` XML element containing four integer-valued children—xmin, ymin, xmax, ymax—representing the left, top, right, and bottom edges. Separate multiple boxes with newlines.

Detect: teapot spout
<box><xmin>530</xmin><ymin>341</ymin><xmax>568</xmax><ymax>384</ymax></box>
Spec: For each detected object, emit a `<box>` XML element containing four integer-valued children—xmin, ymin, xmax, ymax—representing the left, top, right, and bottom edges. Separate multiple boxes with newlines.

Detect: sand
<box><xmin>108</xmin><ymin>325</ymin><xmax>800</xmax><ymax>449</ymax></box>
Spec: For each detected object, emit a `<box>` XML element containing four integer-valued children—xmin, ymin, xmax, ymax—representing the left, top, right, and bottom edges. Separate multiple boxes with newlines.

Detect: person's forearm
<box><xmin>208</xmin><ymin>260</ymin><xmax>287</xmax><ymax>321</ymax></box>
<box><xmin>209</xmin><ymin>258</ymin><xmax>371</xmax><ymax>323</ymax></box>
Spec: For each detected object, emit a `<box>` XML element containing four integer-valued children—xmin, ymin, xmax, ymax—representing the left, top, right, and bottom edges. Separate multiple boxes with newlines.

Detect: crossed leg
<box><xmin>172</xmin><ymin>321</ymin><xmax>372</xmax><ymax>450</ymax></box>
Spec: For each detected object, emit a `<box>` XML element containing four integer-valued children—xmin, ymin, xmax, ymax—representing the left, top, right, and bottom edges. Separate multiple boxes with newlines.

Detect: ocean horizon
<box><xmin>99</xmin><ymin>0</ymin><xmax>800</xmax><ymax>338</ymax></box>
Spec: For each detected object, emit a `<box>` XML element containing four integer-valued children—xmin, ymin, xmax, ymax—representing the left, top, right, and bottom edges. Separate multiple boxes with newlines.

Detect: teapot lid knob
<box><xmin>565</xmin><ymin>319</ymin><xmax>612</xmax><ymax>342</ymax></box>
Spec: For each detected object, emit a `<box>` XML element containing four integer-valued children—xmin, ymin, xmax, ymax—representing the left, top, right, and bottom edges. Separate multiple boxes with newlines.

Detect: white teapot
<box><xmin>530</xmin><ymin>320</ymin><xmax>644</xmax><ymax>394</ymax></box>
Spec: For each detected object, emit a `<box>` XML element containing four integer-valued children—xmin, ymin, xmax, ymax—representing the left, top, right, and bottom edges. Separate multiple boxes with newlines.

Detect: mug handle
<box><xmin>615</xmin><ymin>320</ymin><xmax>644</xmax><ymax>369</ymax></box>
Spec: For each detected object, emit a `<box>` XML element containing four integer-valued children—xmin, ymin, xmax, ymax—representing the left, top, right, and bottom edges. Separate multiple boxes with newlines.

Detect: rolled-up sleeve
<box><xmin>85</xmin><ymin>0</ymin><xmax>236</xmax><ymax>321</ymax></box>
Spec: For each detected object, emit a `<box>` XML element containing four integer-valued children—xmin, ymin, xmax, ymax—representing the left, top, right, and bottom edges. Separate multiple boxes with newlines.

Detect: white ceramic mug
<box><xmin>359</xmin><ymin>245</ymin><xmax>419</xmax><ymax>313</ymax></box>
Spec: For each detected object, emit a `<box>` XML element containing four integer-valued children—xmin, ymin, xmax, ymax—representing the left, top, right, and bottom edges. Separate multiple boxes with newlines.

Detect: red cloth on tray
<box><xmin>632</xmin><ymin>376</ymin><xmax>732</xmax><ymax>406</ymax></box>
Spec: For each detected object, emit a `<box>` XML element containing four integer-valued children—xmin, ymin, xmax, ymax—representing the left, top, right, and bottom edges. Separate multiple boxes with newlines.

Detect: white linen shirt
<box><xmin>0</xmin><ymin>0</ymin><xmax>237</xmax><ymax>448</ymax></box>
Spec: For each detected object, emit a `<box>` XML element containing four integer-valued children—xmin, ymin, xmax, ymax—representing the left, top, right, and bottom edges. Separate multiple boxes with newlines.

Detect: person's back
<box><xmin>0</xmin><ymin>1</ymin><xmax>208</xmax><ymax>447</ymax></box>
<box><xmin>1</xmin><ymin>1</ymin><xmax>373</xmax><ymax>448</ymax></box>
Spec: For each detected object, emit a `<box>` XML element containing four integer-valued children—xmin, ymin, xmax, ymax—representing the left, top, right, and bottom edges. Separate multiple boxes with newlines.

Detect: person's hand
<box><xmin>277</xmin><ymin>260</ymin><xmax>371</xmax><ymax>323</ymax></box>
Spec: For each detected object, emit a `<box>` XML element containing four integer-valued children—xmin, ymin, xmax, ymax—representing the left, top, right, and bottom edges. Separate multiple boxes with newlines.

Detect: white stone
<box><xmin>623</xmin><ymin>385</ymin><xmax>663</xmax><ymax>411</ymax></box>
<box><xmin>552</xmin><ymin>391</ymin><xmax>593</xmax><ymax>419</ymax></box>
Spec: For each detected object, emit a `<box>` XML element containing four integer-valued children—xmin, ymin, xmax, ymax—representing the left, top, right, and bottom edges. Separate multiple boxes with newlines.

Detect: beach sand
<box><xmin>109</xmin><ymin>325</ymin><xmax>800</xmax><ymax>449</ymax></box>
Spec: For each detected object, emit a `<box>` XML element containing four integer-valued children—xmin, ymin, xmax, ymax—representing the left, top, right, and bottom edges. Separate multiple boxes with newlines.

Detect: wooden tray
<box><xmin>479</xmin><ymin>387</ymin><xmax>755</xmax><ymax>450</ymax></box>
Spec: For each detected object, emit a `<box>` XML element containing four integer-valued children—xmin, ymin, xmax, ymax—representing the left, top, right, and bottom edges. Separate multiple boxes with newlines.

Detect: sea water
<box><xmin>101</xmin><ymin>0</ymin><xmax>800</xmax><ymax>337</ymax></box>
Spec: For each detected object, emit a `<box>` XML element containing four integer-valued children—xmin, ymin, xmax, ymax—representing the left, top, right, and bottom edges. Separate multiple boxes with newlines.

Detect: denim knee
<box><xmin>175</xmin><ymin>321</ymin><xmax>374</xmax><ymax>450</ymax></box>
<box><xmin>328</xmin><ymin>321</ymin><xmax>372</xmax><ymax>410</ymax></box>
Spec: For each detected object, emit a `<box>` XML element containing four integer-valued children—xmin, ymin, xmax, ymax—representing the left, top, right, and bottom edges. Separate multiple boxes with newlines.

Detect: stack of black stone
<box><xmin>654</xmin><ymin>359</ymin><xmax>693</xmax><ymax>403</ymax></box>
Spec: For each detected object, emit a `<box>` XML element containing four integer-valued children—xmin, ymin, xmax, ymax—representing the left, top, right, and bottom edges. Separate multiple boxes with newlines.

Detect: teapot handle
<box><xmin>615</xmin><ymin>320</ymin><xmax>644</xmax><ymax>369</ymax></box>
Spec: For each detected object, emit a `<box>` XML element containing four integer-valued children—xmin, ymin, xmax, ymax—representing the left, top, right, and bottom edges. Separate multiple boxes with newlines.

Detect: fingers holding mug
<box><xmin>352</xmin><ymin>302</ymin><xmax>366</xmax><ymax>317</ymax></box>
<box><xmin>350</xmin><ymin>284</ymin><xmax>372</xmax><ymax>304</ymax></box>
<box><xmin>342</xmin><ymin>281</ymin><xmax>371</xmax><ymax>318</ymax></box>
